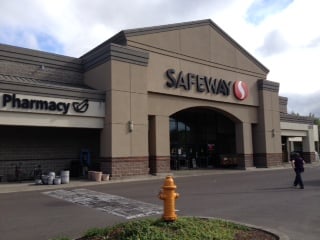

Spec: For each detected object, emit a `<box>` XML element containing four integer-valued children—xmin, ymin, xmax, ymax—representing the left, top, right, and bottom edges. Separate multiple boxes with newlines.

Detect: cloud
<box><xmin>0</xmin><ymin>0</ymin><xmax>68</xmax><ymax>54</ymax></box>
<box><xmin>263</xmin><ymin>46</ymin><xmax>320</xmax><ymax>95</ymax></box>
<box><xmin>1</xmin><ymin>26</ymin><xmax>64</xmax><ymax>54</ymax></box>
<box><xmin>64</xmin><ymin>0</ymin><xmax>240</xmax><ymax>56</ymax></box>
<box><xmin>0</xmin><ymin>0</ymin><xmax>238</xmax><ymax>56</ymax></box>
<box><xmin>245</xmin><ymin>0</ymin><xmax>293</xmax><ymax>25</ymax></box>
<box><xmin>257</xmin><ymin>30</ymin><xmax>289</xmax><ymax>56</ymax></box>
<box><xmin>307</xmin><ymin>36</ymin><xmax>320</xmax><ymax>48</ymax></box>
<box><xmin>285</xmin><ymin>92</ymin><xmax>320</xmax><ymax>117</ymax></box>
<box><xmin>234</xmin><ymin>0</ymin><xmax>320</xmax><ymax>98</ymax></box>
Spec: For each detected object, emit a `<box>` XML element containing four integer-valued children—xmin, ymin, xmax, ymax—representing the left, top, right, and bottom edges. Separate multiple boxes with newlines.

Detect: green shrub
<box><xmin>82</xmin><ymin>217</ymin><xmax>250</xmax><ymax>240</ymax></box>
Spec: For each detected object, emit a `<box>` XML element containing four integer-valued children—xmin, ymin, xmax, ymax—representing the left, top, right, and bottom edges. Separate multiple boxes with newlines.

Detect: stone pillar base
<box><xmin>149</xmin><ymin>156</ymin><xmax>170</xmax><ymax>175</ymax></box>
<box><xmin>253</xmin><ymin>153</ymin><xmax>283</xmax><ymax>167</ymax></box>
<box><xmin>302</xmin><ymin>152</ymin><xmax>315</xmax><ymax>163</ymax></box>
<box><xmin>236</xmin><ymin>154</ymin><xmax>254</xmax><ymax>169</ymax></box>
<box><xmin>100</xmin><ymin>156</ymin><xmax>149</xmax><ymax>178</ymax></box>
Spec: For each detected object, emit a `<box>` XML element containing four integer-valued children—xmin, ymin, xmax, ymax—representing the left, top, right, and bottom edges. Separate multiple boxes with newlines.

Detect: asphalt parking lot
<box><xmin>1</xmin><ymin>163</ymin><xmax>319</xmax><ymax>240</ymax></box>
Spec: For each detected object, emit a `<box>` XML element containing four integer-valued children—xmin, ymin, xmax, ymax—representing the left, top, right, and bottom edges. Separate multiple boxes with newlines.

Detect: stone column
<box><xmin>253</xmin><ymin>80</ymin><xmax>282</xmax><ymax>167</ymax></box>
<box><xmin>83</xmin><ymin>44</ymin><xmax>150</xmax><ymax>178</ymax></box>
<box><xmin>149</xmin><ymin>115</ymin><xmax>171</xmax><ymax>175</ymax></box>
<box><xmin>235</xmin><ymin>122</ymin><xmax>254</xmax><ymax>168</ymax></box>
<box><xmin>302</xmin><ymin>125</ymin><xmax>315</xmax><ymax>163</ymax></box>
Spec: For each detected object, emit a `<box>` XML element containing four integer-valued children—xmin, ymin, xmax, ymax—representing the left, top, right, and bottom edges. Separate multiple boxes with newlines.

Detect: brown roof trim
<box><xmin>80</xmin><ymin>31</ymin><xmax>127</xmax><ymax>58</ymax></box>
<box><xmin>82</xmin><ymin>43</ymin><xmax>149</xmax><ymax>71</ymax></box>
<box><xmin>0</xmin><ymin>74</ymin><xmax>105</xmax><ymax>101</ymax></box>
<box><xmin>279</xmin><ymin>96</ymin><xmax>288</xmax><ymax>104</ymax></box>
<box><xmin>258</xmin><ymin>79</ymin><xmax>280</xmax><ymax>92</ymax></box>
<box><xmin>0</xmin><ymin>43</ymin><xmax>83</xmax><ymax>72</ymax></box>
<box><xmin>123</xmin><ymin>19</ymin><xmax>211</xmax><ymax>36</ymax></box>
<box><xmin>280</xmin><ymin>113</ymin><xmax>314</xmax><ymax>125</ymax></box>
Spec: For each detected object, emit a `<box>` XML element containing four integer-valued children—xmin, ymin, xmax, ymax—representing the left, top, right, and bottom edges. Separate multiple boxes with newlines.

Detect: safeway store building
<box><xmin>0</xmin><ymin>19</ymin><xmax>318</xmax><ymax>181</ymax></box>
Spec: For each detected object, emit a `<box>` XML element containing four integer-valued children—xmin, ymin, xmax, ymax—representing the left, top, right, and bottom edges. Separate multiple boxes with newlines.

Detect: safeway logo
<box><xmin>233</xmin><ymin>81</ymin><xmax>248</xmax><ymax>100</ymax></box>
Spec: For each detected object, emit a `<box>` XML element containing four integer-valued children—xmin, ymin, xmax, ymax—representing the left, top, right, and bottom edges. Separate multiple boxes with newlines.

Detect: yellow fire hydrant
<box><xmin>158</xmin><ymin>175</ymin><xmax>179</xmax><ymax>221</ymax></box>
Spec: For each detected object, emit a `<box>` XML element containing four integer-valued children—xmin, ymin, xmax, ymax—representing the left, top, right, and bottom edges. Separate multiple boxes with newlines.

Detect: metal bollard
<box><xmin>158</xmin><ymin>175</ymin><xmax>179</xmax><ymax>221</ymax></box>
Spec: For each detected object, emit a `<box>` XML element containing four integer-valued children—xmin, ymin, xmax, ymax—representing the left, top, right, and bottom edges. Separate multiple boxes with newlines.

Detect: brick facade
<box><xmin>302</xmin><ymin>152</ymin><xmax>316</xmax><ymax>163</ymax></box>
<box><xmin>149</xmin><ymin>156</ymin><xmax>171</xmax><ymax>175</ymax></box>
<box><xmin>236</xmin><ymin>154</ymin><xmax>254</xmax><ymax>169</ymax></box>
<box><xmin>253</xmin><ymin>153</ymin><xmax>283</xmax><ymax>167</ymax></box>
<box><xmin>0</xmin><ymin>126</ymin><xmax>100</xmax><ymax>181</ymax></box>
<box><xmin>100</xmin><ymin>157</ymin><xmax>150</xmax><ymax>179</ymax></box>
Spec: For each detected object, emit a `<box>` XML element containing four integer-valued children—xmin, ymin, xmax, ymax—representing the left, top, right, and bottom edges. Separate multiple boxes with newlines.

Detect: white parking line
<box><xmin>44</xmin><ymin>188</ymin><xmax>162</xmax><ymax>219</ymax></box>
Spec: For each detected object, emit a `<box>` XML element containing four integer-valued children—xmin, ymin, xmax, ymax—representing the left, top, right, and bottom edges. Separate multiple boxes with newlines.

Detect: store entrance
<box><xmin>170</xmin><ymin>108</ymin><xmax>236</xmax><ymax>170</ymax></box>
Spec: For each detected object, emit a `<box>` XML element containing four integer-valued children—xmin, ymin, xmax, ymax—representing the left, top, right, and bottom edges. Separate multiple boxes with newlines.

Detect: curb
<box><xmin>1</xmin><ymin>162</ymin><xmax>319</xmax><ymax>194</ymax></box>
<box><xmin>196</xmin><ymin>216</ymin><xmax>290</xmax><ymax>240</ymax></box>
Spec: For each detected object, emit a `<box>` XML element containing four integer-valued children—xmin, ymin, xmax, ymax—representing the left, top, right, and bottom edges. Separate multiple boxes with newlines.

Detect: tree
<box><xmin>290</xmin><ymin>111</ymin><xmax>300</xmax><ymax>116</ymax></box>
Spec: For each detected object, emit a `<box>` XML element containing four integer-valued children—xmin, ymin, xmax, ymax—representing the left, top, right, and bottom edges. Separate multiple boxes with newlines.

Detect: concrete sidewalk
<box><xmin>1</xmin><ymin>162</ymin><xmax>319</xmax><ymax>194</ymax></box>
<box><xmin>0</xmin><ymin>174</ymin><xmax>166</xmax><ymax>194</ymax></box>
<box><xmin>0</xmin><ymin>169</ymin><xmax>227</xmax><ymax>194</ymax></box>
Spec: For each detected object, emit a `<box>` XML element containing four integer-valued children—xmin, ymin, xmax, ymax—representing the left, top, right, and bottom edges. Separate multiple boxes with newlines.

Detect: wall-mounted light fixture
<box><xmin>128</xmin><ymin>120</ymin><xmax>134</xmax><ymax>132</ymax></box>
<box><xmin>272</xmin><ymin>129</ymin><xmax>275</xmax><ymax>137</ymax></box>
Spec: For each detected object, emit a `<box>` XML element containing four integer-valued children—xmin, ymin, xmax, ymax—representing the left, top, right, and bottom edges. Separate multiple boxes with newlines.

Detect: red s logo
<box><xmin>233</xmin><ymin>81</ymin><xmax>248</xmax><ymax>100</ymax></box>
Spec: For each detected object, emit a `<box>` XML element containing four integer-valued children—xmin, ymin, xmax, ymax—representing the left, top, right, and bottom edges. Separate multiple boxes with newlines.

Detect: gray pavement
<box><xmin>0</xmin><ymin>163</ymin><xmax>319</xmax><ymax>240</ymax></box>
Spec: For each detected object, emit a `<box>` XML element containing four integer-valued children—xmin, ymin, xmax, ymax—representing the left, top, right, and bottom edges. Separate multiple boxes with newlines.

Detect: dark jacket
<box><xmin>293</xmin><ymin>156</ymin><xmax>304</xmax><ymax>172</ymax></box>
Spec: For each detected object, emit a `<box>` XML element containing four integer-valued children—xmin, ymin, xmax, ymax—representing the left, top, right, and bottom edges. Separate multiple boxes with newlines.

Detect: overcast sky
<box><xmin>1</xmin><ymin>0</ymin><xmax>320</xmax><ymax>117</ymax></box>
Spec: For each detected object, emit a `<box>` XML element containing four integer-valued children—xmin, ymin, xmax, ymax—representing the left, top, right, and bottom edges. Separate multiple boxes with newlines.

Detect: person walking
<box><xmin>291</xmin><ymin>152</ymin><xmax>305</xmax><ymax>189</ymax></box>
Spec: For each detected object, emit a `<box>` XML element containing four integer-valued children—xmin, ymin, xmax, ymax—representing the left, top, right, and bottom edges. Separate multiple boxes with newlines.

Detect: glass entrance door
<box><xmin>170</xmin><ymin>108</ymin><xmax>235</xmax><ymax>170</ymax></box>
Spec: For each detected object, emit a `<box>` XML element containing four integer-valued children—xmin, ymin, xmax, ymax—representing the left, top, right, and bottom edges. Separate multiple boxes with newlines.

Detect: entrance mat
<box><xmin>44</xmin><ymin>188</ymin><xmax>162</xmax><ymax>219</ymax></box>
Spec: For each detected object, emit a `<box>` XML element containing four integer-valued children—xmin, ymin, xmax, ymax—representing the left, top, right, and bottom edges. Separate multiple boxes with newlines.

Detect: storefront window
<box><xmin>170</xmin><ymin>108</ymin><xmax>235</xmax><ymax>169</ymax></box>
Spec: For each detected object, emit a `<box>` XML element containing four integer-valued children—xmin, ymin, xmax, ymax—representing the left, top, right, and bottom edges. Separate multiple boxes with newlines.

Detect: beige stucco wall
<box><xmin>148</xmin><ymin>93</ymin><xmax>258</xmax><ymax>156</ymax></box>
<box><xmin>148</xmin><ymin>93</ymin><xmax>257</xmax><ymax>123</ymax></box>
<box><xmin>120</xmin><ymin>23</ymin><xmax>279</xmax><ymax>164</ymax></box>
<box><xmin>314</xmin><ymin>125</ymin><xmax>319</xmax><ymax>141</ymax></box>
<box><xmin>145</xmin><ymin>52</ymin><xmax>259</xmax><ymax>106</ymax></box>
<box><xmin>93</xmin><ymin>60</ymin><xmax>149</xmax><ymax>158</ymax></box>
<box><xmin>84</xmin><ymin>62</ymin><xmax>110</xmax><ymax>91</ymax></box>
<box><xmin>254</xmin><ymin>89</ymin><xmax>281</xmax><ymax>154</ymax></box>
<box><xmin>281</xmin><ymin>122</ymin><xmax>316</xmax><ymax>154</ymax></box>
<box><xmin>281</xmin><ymin>122</ymin><xmax>310</xmax><ymax>136</ymax></box>
<box><xmin>126</xmin><ymin>24</ymin><xmax>269</xmax><ymax>119</ymax></box>
<box><xmin>127</xmin><ymin>25</ymin><xmax>266</xmax><ymax>75</ymax></box>
<box><xmin>127</xmin><ymin>25</ymin><xmax>267</xmax><ymax>108</ymax></box>
<box><xmin>85</xmin><ymin>21</ymin><xmax>285</xmax><ymax>169</ymax></box>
